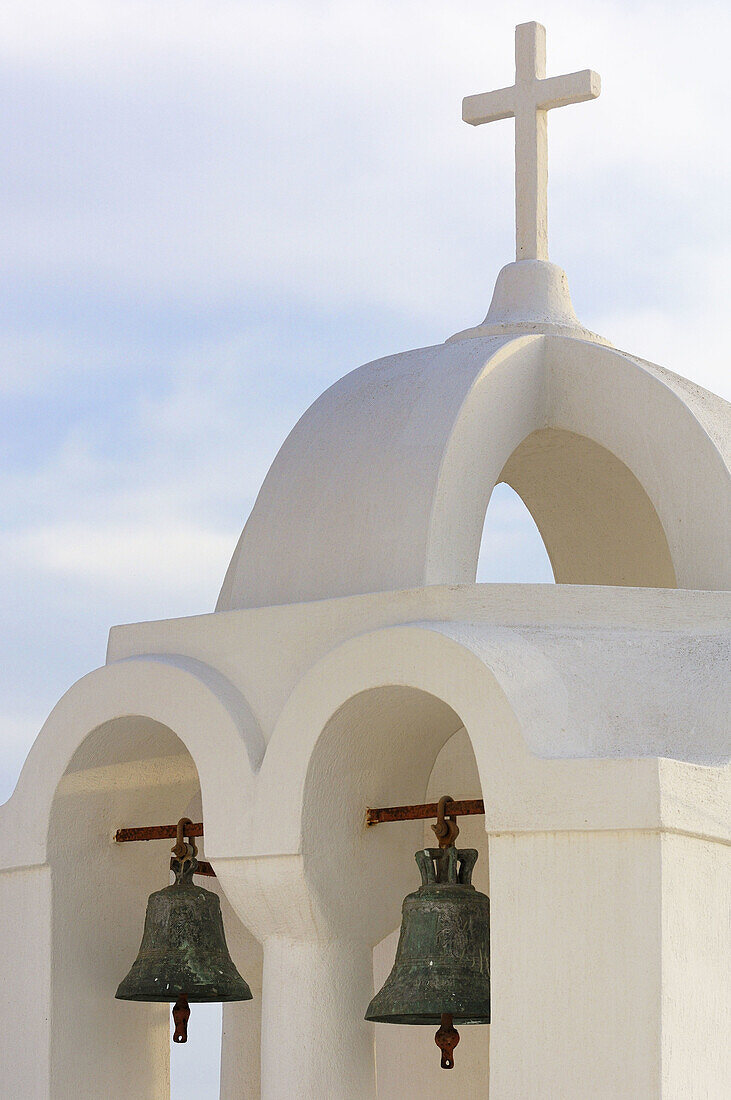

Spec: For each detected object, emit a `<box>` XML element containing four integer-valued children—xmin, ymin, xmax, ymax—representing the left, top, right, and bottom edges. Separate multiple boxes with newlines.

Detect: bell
<box><xmin>366</xmin><ymin>843</ymin><xmax>490</xmax><ymax>1068</ymax></box>
<box><xmin>116</xmin><ymin>819</ymin><xmax>252</xmax><ymax>1041</ymax></box>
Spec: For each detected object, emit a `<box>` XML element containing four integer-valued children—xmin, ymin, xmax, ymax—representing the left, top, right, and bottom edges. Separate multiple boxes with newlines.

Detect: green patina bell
<box><xmin>116</xmin><ymin>819</ymin><xmax>252</xmax><ymax>1042</ymax></box>
<box><xmin>366</xmin><ymin>842</ymin><xmax>490</xmax><ymax>1069</ymax></box>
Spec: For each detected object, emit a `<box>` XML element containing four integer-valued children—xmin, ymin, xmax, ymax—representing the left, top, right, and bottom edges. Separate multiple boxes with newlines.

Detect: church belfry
<box><xmin>0</xmin><ymin>18</ymin><xmax>728</xmax><ymax>1100</ymax></box>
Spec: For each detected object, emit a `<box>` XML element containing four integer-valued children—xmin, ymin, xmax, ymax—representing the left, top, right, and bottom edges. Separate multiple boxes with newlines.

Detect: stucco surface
<box><xmin>1</xmin><ymin>582</ymin><xmax>727</xmax><ymax>1097</ymax></box>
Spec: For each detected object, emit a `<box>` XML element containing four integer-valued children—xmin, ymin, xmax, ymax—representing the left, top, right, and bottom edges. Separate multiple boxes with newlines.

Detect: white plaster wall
<box><xmin>260</xmin><ymin>937</ymin><xmax>376</xmax><ymax>1100</ymax></box>
<box><xmin>218</xmin><ymin>335</ymin><xmax>535</xmax><ymax>609</ymax></box>
<box><xmin>661</xmin><ymin>833</ymin><xmax>731</xmax><ymax>1098</ymax></box>
<box><xmin>544</xmin><ymin>339</ymin><xmax>731</xmax><ymax>592</ymax></box>
<box><xmin>300</xmin><ymin>686</ymin><xmax>464</xmax><ymax>944</ymax></box>
<box><xmin>2</xmin><ymin>656</ymin><xmax>263</xmax><ymax>873</ymax></box>
<box><xmin>488</xmin><ymin>830</ymin><xmax>663</xmax><ymax>1099</ymax></box>
<box><xmin>501</xmin><ymin>427</ymin><xmax>676</xmax><ymax>586</ymax></box>
<box><xmin>248</xmin><ymin>620</ymin><xmax>728</xmax><ymax>869</ymax></box>
<box><xmin>0</xmin><ymin>865</ymin><xmax>52</xmax><ymax>1098</ymax></box>
<box><xmin>213</xmin><ymin>689</ymin><xmax>485</xmax><ymax>1100</ymax></box>
<box><xmin>0</xmin><ymin>584</ymin><xmax>727</xmax><ymax>1098</ymax></box>
<box><xmin>219</xmin><ymin>888</ymin><xmax>262</xmax><ymax>1100</ymax></box>
<box><xmin>106</xmin><ymin>586</ymin><xmax>731</xmax><ymax>772</ymax></box>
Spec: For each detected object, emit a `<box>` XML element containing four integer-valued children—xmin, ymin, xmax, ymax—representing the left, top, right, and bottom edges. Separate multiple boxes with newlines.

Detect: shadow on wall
<box><xmin>485</xmin><ymin>428</ymin><xmax>676</xmax><ymax>588</ymax></box>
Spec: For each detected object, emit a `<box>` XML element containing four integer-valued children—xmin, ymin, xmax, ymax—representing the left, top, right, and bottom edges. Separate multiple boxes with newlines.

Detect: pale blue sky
<box><xmin>1</xmin><ymin>3</ymin><xmax>729</xmax><ymax>1091</ymax></box>
<box><xmin>2</xmin><ymin>0</ymin><xmax>729</xmax><ymax>794</ymax></box>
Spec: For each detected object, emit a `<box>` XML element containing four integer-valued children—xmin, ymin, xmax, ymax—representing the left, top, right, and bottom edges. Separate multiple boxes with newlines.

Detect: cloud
<box><xmin>0</xmin><ymin>712</ymin><xmax>50</xmax><ymax>804</ymax></box>
<box><xmin>3</xmin><ymin>521</ymin><xmax>235</xmax><ymax>600</ymax></box>
<box><xmin>0</xmin><ymin>0</ymin><xmax>728</xmax><ymax>818</ymax></box>
<box><xmin>0</xmin><ymin>333</ymin><xmax>131</xmax><ymax>396</ymax></box>
<box><xmin>1</xmin><ymin>1</ymin><xmax>727</xmax><ymax>327</ymax></box>
<box><xmin>590</xmin><ymin>245</ymin><xmax>730</xmax><ymax>396</ymax></box>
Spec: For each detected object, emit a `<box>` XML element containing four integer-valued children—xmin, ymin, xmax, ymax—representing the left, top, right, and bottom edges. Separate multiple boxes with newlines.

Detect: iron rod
<box><xmin>366</xmin><ymin>799</ymin><xmax>485</xmax><ymax>826</ymax></box>
<box><xmin>114</xmin><ymin>823</ymin><xmax>216</xmax><ymax>877</ymax></box>
<box><xmin>114</xmin><ymin>822</ymin><xmax>204</xmax><ymax>843</ymax></box>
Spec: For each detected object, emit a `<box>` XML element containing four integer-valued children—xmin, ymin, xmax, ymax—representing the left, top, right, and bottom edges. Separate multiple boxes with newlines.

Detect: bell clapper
<box><xmin>435</xmin><ymin>1012</ymin><xmax>460</xmax><ymax>1069</ymax></box>
<box><xmin>169</xmin><ymin>822</ymin><xmax>196</xmax><ymax>1043</ymax></box>
<box><xmin>172</xmin><ymin>995</ymin><xmax>191</xmax><ymax>1043</ymax></box>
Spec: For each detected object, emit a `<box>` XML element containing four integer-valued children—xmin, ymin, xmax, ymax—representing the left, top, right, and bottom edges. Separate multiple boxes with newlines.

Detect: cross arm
<box><xmin>537</xmin><ymin>69</ymin><xmax>600</xmax><ymax>111</ymax></box>
<box><xmin>462</xmin><ymin>84</ymin><xmax>516</xmax><ymax>125</ymax></box>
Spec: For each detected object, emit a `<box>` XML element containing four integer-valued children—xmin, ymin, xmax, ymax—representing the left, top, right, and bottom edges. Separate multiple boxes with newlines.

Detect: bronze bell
<box><xmin>366</xmin><ymin>842</ymin><xmax>490</xmax><ymax>1069</ymax></box>
<box><xmin>116</xmin><ymin>819</ymin><xmax>252</xmax><ymax>1042</ymax></box>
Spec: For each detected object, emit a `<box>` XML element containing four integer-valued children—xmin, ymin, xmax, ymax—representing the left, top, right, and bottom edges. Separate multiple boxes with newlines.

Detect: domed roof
<box><xmin>219</xmin><ymin>20</ymin><xmax>730</xmax><ymax>611</ymax></box>
<box><xmin>218</xmin><ymin>260</ymin><xmax>730</xmax><ymax>611</ymax></box>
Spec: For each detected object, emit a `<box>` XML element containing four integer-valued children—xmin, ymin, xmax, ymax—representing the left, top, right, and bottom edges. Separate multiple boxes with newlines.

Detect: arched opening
<box><xmin>374</xmin><ymin>728</ymin><xmax>489</xmax><ymax>1099</ymax></box>
<box><xmin>481</xmin><ymin>428</ymin><xmax>676</xmax><ymax>588</ymax></box>
<box><xmin>47</xmin><ymin>715</ymin><xmax>261</xmax><ymax>1099</ymax></box>
<box><xmin>301</xmin><ymin>685</ymin><xmax>490</xmax><ymax>1097</ymax></box>
<box><xmin>478</xmin><ymin>483</ymin><xmax>554</xmax><ymax>583</ymax></box>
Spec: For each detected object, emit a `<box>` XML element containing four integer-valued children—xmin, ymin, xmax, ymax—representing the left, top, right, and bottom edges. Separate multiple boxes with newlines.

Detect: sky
<box><xmin>0</xmin><ymin>1</ymin><xmax>729</xmax><ymax>1091</ymax></box>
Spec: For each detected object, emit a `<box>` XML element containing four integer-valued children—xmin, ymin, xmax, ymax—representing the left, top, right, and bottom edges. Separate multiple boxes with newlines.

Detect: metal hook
<box><xmin>431</xmin><ymin>795</ymin><xmax>460</xmax><ymax>849</ymax></box>
<box><xmin>171</xmin><ymin>817</ymin><xmax>197</xmax><ymax>861</ymax></box>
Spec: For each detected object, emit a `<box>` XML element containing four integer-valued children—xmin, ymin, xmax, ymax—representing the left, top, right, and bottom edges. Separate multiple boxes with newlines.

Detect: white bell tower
<box><xmin>1</xmin><ymin>19</ymin><xmax>728</xmax><ymax>1100</ymax></box>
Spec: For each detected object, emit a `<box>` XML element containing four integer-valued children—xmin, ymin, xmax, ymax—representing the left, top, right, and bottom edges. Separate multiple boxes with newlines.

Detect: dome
<box><xmin>218</xmin><ymin>15</ymin><xmax>730</xmax><ymax>612</ymax></box>
<box><xmin>218</xmin><ymin>261</ymin><xmax>730</xmax><ymax>611</ymax></box>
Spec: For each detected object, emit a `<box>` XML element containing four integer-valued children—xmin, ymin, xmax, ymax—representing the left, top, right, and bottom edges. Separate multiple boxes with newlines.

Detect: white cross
<box><xmin>463</xmin><ymin>22</ymin><xmax>600</xmax><ymax>262</ymax></box>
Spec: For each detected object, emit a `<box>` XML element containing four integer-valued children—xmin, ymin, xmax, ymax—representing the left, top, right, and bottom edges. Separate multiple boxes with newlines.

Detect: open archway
<box><xmin>497</xmin><ymin>428</ymin><xmax>676</xmax><ymax>587</ymax></box>
<box><xmin>47</xmin><ymin>713</ymin><xmax>262</xmax><ymax>1099</ymax></box>
<box><xmin>478</xmin><ymin>482</ymin><xmax>554</xmax><ymax>583</ymax></box>
<box><xmin>373</xmin><ymin>726</ymin><xmax>490</xmax><ymax>1099</ymax></box>
<box><xmin>0</xmin><ymin>655</ymin><xmax>265</xmax><ymax>1100</ymax></box>
<box><xmin>298</xmin><ymin>684</ymin><xmax>490</xmax><ymax>1096</ymax></box>
<box><xmin>477</xmin><ymin>426</ymin><xmax>677</xmax><ymax>588</ymax></box>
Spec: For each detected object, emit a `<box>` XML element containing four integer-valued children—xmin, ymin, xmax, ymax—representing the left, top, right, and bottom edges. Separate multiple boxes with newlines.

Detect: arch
<box><xmin>301</xmin><ymin>684</ymin><xmax>467</xmax><ymax>945</ymax></box>
<box><xmin>373</xmin><ymin>728</ymin><xmax>490</xmax><ymax>1098</ymax></box>
<box><xmin>2</xmin><ymin>654</ymin><xmax>264</xmax><ymax>871</ymax></box>
<box><xmin>219</xmin><ymin>334</ymin><xmax>729</xmax><ymax>610</ymax></box>
<box><xmin>249</xmin><ymin>624</ymin><xmax>661</xmax><ymax>870</ymax></box>
<box><xmin>48</xmin><ymin>717</ymin><xmax>202</xmax><ymax>1097</ymax></box>
<box><xmin>427</xmin><ymin>338</ymin><xmax>729</xmax><ymax>592</ymax></box>
<box><xmin>45</xmin><ymin>711</ymin><xmax>262</xmax><ymax>1099</ymax></box>
<box><xmin>498</xmin><ymin>428</ymin><xmax>676</xmax><ymax>586</ymax></box>
<box><xmin>0</xmin><ymin>658</ymin><xmax>266</xmax><ymax>1098</ymax></box>
<box><xmin>235</xmin><ymin>621</ymin><xmax>678</xmax><ymax>1097</ymax></box>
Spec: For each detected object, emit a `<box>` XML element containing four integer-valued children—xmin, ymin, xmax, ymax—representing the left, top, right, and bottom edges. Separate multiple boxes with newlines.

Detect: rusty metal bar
<box><xmin>366</xmin><ymin>799</ymin><xmax>485</xmax><ymax>826</ymax></box>
<box><xmin>114</xmin><ymin>822</ymin><xmax>204</xmax><ymax>843</ymax></box>
<box><xmin>114</xmin><ymin>822</ymin><xmax>216</xmax><ymax>877</ymax></box>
